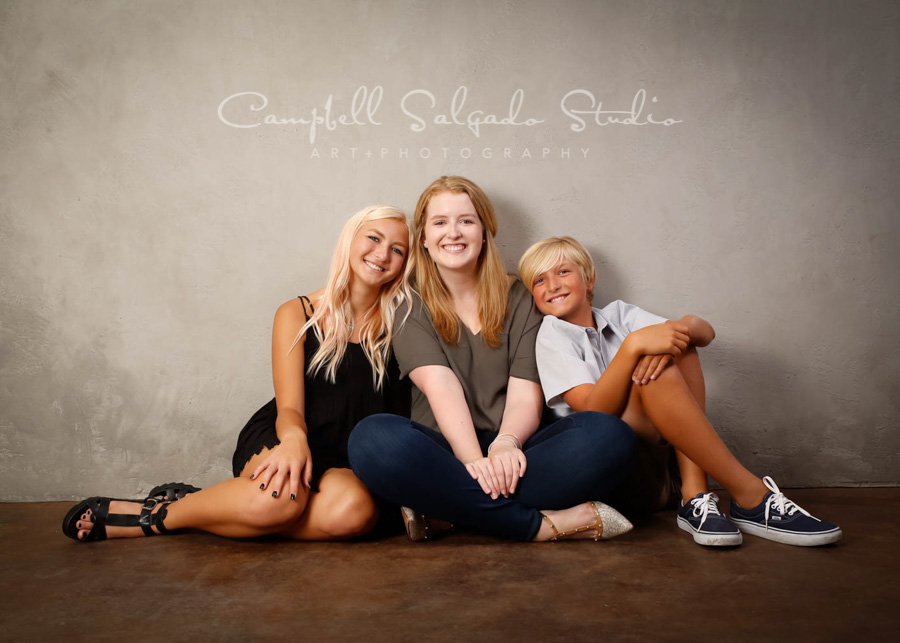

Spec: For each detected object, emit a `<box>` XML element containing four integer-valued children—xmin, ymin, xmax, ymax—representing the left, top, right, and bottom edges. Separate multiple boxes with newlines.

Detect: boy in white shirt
<box><xmin>518</xmin><ymin>236</ymin><xmax>841</xmax><ymax>547</ymax></box>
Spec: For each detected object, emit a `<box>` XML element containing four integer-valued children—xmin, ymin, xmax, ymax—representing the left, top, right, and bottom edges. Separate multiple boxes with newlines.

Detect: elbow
<box><xmin>567</xmin><ymin>394</ymin><xmax>595</xmax><ymax>415</ymax></box>
<box><xmin>700</xmin><ymin>318</ymin><xmax>716</xmax><ymax>346</ymax></box>
<box><xmin>685</xmin><ymin>315</ymin><xmax>715</xmax><ymax>347</ymax></box>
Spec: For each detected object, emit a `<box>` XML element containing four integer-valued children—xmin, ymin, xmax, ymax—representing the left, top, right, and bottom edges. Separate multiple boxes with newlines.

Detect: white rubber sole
<box><xmin>677</xmin><ymin>516</ymin><xmax>744</xmax><ymax>546</ymax></box>
<box><xmin>731</xmin><ymin>518</ymin><xmax>842</xmax><ymax>546</ymax></box>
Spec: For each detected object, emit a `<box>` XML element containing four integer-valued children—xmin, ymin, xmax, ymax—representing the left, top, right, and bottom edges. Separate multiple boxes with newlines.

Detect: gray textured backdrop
<box><xmin>2</xmin><ymin>0</ymin><xmax>898</xmax><ymax>501</ymax></box>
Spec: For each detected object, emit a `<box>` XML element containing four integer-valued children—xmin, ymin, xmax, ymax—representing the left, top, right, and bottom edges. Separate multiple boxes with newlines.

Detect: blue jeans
<box><xmin>348</xmin><ymin>411</ymin><xmax>635</xmax><ymax>541</ymax></box>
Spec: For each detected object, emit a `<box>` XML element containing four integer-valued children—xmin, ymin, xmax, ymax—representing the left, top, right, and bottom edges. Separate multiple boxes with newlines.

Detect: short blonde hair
<box><xmin>517</xmin><ymin>236</ymin><xmax>596</xmax><ymax>303</ymax></box>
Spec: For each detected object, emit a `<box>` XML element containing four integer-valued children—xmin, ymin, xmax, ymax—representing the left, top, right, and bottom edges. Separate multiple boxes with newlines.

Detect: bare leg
<box><xmin>621</xmin><ymin>348</ymin><xmax>767</xmax><ymax>508</ymax></box>
<box><xmin>278</xmin><ymin>468</ymin><xmax>379</xmax><ymax>541</ymax></box>
<box><xmin>75</xmin><ymin>452</ymin><xmax>380</xmax><ymax>542</ymax></box>
<box><xmin>75</xmin><ymin>447</ymin><xmax>311</xmax><ymax>540</ymax></box>
<box><xmin>620</xmin><ymin>382</ymin><xmax>708</xmax><ymax>503</ymax></box>
<box><xmin>670</xmin><ymin>349</ymin><xmax>711</xmax><ymax>501</ymax></box>
<box><xmin>617</xmin><ymin>368</ymin><xmax>704</xmax><ymax>503</ymax></box>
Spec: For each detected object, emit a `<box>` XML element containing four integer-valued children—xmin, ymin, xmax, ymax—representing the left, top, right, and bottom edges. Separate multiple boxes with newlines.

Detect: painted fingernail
<box><xmin>250</xmin><ymin>473</ymin><xmax>256</xmax><ymax>480</ymax></box>
<box><xmin>259</xmin><ymin>483</ymin><xmax>265</xmax><ymax>490</ymax></box>
<box><xmin>290</xmin><ymin>493</ymin><xmax>296</xmax><ymax>501</ymax></box>
<box><xmin>272</xmin><ymin>490</ymin><xmax>278</xmax><ymax>498</ymax></box>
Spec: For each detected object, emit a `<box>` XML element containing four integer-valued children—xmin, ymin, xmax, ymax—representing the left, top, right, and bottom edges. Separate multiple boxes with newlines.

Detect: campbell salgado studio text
<box><xmin>218</xmin><ymin>86</ymin><xmax>683</xmax><ymax>144</ymax></box>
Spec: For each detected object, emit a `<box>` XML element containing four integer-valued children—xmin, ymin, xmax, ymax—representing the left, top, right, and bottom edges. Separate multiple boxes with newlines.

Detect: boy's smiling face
<box><xmin>531</xmin><ymin>260</ymin><xmax>596</xmax><ymax>326</ymax></box>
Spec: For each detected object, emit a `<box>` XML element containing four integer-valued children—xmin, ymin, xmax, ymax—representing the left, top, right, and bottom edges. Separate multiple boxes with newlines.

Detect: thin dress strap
<box><xmin>298</xmin><ymin>295</ymin><xmax>315</xmax><ymax>320</ymax></box>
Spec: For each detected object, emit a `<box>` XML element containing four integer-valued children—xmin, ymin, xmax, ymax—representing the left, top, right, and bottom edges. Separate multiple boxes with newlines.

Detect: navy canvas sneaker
<box><xmin>677</xmin><ymin>492</ymin><xmax>743</xmax><ymax>546</ymax></box>
<box><xmin>729</xmin><ymin>476</ymin><xmax>842</xmax><ymax>546</ymax></box>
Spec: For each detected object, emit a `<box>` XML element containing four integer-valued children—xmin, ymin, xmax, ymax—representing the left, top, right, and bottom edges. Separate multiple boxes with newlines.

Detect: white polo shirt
<box><xmin>535</xmin><ymin>300</ymin><xmax>667</xmax><ymax>417</ymax></box>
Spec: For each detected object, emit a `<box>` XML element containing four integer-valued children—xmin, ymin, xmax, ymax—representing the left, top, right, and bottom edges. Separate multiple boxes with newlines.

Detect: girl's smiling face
<box><xmin>349</xmin><ymin>218</ymin><xmax>409</xmax><ymax>288</ymax></box>
<box><xmin>423</xmin><ymin>191</ymin><xmax>484</xmax><ymax>275</ymax></box>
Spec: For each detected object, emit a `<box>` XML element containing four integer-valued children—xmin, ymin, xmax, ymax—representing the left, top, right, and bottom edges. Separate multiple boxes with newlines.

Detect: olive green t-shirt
<box><xmin>392</xmin><ymin>279</ymin><xmax>543</xmax><ymax>433</ymax></box>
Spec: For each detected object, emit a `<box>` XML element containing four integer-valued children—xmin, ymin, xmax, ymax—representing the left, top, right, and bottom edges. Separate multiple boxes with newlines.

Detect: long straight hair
<box><xmin>411</xmin><ymin>176</ymin><xmax>508</xmax><ymax>348</ymax></box>
<box><xmin>291</xmin><ymin>205</ymin><xmax>413</xmax><ymax>390</ymax></box>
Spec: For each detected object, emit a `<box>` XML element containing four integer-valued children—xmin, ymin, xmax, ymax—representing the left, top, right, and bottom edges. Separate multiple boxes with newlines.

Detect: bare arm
<box><xmin>681</xmin><ymin>314</ymin><xmax>715</xmax><ymax>347</ymax></box>
<box><xmin>632</xmin><ymin>315</ymin><xmax>715</xmax><ymax>384</ymax></box>
<box><xmin>408</xmin><ymin>364</ymin><xmax>483</xmax><ymax>463</ymax></box>
<box><xmin>561</xmin><ymin>336</ymin><xmax>645</xmax><ymax>416</ymax></box>
<box><xmin>487</xmin><ymin>376</ymin><xmax>543</xmax><ymax>495</ymax></box>
<box><xmin>497</xmin><ymin>376</ymin><xmax>545</xmax><ymax>443</ymax></box>
<box><xmin>272</xmin><ymin>298</ymin><xmax>309</xmax><ymax>442</ymax></box>
<box><xmin>410</xmin><ymin>364</ymin><xmax>516</xmax><ymax>498</ymax></box>
<box><xmin>251</xmin><ymin>296</ymin><xmax>315</xmax><ymax>498</ymax></box>
<box><xmin>563</xmin><ymin>320</ymin><xmax>691</xmax><ymax>416</ymax></box>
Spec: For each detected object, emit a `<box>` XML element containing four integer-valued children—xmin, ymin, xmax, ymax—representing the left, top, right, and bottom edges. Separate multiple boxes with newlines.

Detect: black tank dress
<box><xmin>231</xmin><ymin>296</ymin><xmax>410</xmax><ymax>486</ymax></box>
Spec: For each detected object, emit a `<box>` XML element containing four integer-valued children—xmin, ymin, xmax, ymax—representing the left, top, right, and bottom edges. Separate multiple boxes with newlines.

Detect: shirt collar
<box><xmin>591</xmin><ymin>307</ymin><xmax>610</xmax><ymax>333</ymax></box>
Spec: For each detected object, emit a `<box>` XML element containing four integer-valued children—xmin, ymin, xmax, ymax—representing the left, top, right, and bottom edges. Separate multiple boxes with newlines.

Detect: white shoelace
<box><xmin>762</xmin><ymin>476</ymin><xmax>820</xmax><ymax>530</ymax></box>
<box><xmin>689</xmin><ymin>492</ymin><xmax>722</xmax><ymax>531</ymax></box>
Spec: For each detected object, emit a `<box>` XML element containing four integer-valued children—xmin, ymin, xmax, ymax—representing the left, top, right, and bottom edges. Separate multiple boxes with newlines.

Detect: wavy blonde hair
<box><xmin>412</xmin><ymin>176</ymin><xmax>508</xmax><ymax>348</ymax></box>
<box><xmin>292</xmin><ymin>205</ymin><xmax>412</xmax><ymax>390</ymax></box>
<box><xmin>517</xmin><ymin>236</ymin><xmax>596</xmax><ymax>303</ymax></box>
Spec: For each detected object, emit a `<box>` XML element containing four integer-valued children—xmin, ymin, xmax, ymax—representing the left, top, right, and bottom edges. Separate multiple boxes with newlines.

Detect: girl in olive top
<box><xmin>349</xmin><ymin>177</ymin><xmax>635</xmax><ymax>542</ymax></box>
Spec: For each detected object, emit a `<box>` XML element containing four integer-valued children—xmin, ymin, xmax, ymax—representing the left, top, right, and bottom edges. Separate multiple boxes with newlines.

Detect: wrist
<box><xmin>278</xmin><ymin>427</ymin><xmax>308</xmax><ymax>444</ymax></box>
<box><xmin>487</xmin><ymin>441</ymin><xmax>516</xmax><ymax>455</ymax></box>
<box><xmin>454</xmin><ymin>446</ymin><xmax>485</xmax><ymax>464</ymax></box>
<box><xmin>622</xmin><ymin>335</ymin><xmax>642</xmax><ymax>360</ymax></box>
<box><xmin>488</xmin><ymin>434</ymin><xmax>522</xmax><ymax>455</ymax></box>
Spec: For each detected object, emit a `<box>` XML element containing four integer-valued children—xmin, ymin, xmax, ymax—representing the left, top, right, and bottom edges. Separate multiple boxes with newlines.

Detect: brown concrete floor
<box><xmin>1</xmin><ymin>488</ymin><xmax>898</xmax><ymax>642</ymax></box>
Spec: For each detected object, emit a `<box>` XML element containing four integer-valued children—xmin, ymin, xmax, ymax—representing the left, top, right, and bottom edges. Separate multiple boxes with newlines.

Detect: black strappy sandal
<box><xmin>62</xmin><ymin>497</ymin><xmax>173</xmax><ymax>542</ymax></box>
<box><xmin>146</xmin><ymin>481</ymin><xmax>201</xmax><ymax>504</ymax></box>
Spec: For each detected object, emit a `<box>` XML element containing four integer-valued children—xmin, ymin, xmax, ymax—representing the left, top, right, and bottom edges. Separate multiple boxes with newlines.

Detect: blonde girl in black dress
<box><xmin>64</xmin><ymin>205</ymin><xmax>411</xmax><ymax>542</ymax></box>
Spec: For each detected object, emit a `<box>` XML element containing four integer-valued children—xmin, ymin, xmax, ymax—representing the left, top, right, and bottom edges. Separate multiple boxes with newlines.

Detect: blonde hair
<box><xmin>411</xmin><ymin>176</ymin><xmax>508</xmax><ymax>348</ymax></box>
<box><xmin>292</xmin><ymin>205</ymin><xmax>413</xmax><ymax>390</ymax></box>
<box><xmin>517</xmin><ymin>236</ymin><xmax>596</xmax><ymax>303</ymax></box>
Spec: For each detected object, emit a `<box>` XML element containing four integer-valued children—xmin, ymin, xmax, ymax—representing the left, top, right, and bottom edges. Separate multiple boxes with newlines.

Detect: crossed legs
<box><xmin>348</xmin><ymin>412</ymin><xmax>636</xmax><ymax>542</ymax></box>
<box><xmin>620</xmin><ymin>347</ymin><xmax>768</xmax><ymax>508</ymax></box>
